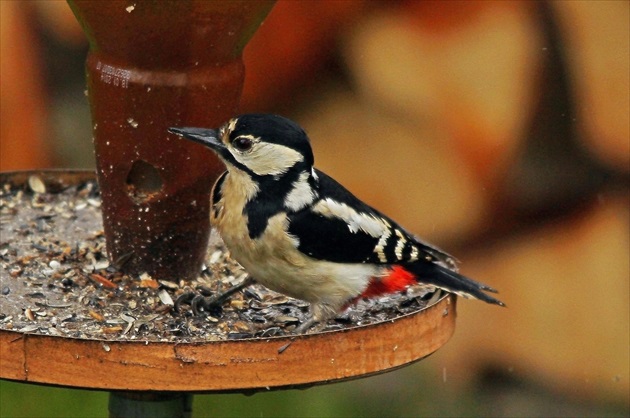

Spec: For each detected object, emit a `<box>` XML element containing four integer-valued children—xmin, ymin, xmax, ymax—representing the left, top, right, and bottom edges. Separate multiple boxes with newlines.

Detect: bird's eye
<box><xmin>233</xmin><ymin>136</ymin><xmax>253</xmax><ymax>152</ymax></box>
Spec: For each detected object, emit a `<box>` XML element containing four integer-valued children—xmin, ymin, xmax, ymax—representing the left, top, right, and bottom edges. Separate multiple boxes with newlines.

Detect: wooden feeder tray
<box><xmin>0</xmin><ymin>170</ymin><xmax>456</xmax><ymax>393</ymax></box>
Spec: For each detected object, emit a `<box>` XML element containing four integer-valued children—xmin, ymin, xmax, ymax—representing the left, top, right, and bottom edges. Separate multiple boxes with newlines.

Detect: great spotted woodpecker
<box><xmin>169</xmin><ymin>114</ymin><xmax>504</xmax><ymax>332</ymax></box>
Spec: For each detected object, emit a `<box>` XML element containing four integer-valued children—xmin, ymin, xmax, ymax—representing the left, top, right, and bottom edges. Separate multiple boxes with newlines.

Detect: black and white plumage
<box><xmin>169</xmin><ymin>114</ymin><xmax>504</xmax><ymax>331</ymax></box>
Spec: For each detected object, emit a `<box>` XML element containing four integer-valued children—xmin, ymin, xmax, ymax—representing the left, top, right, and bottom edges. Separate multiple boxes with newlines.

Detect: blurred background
<box><xmin>1</xmin><ymin>0</ymin><xmax>628</xmax><ymax>416</ymax></box>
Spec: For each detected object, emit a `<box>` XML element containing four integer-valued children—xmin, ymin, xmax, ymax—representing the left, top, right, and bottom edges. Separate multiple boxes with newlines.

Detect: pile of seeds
<box><xmin>0</xmin><ymin>175</ymin><xmax>436</xmax><ymax>342</ymax></box>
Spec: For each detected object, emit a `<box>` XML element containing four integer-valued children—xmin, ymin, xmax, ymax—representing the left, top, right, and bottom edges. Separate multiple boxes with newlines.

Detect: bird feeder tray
<box><xmin>0</xmin><ymin>170</ymin><xmax>456</xmax><ymax>392</ymax></box>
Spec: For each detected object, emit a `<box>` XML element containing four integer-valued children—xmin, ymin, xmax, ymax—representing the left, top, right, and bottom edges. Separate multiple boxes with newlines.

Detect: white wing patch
<box><xmin>374</xmin><ymin>231</ymin><xmax>390</xmax><ymax>263</ymax></box>
<box><xmin>394</xmin><ymin>229</ymin><xmax>407</xmax><ymax>261</ymax></box>
<box><xmin>284</xmin><ymin>171</ymin><xmax>317</xmax><ymax>211</ymax></box>
<box><xmin>313</xmin><ymin>198</ymin><xmax>390</xmax><ymax>238</ymax></box>
<box><xmin>409</xmin><ymin>245</ymin><xmax>419</xmax><ymax>262</ymax></box>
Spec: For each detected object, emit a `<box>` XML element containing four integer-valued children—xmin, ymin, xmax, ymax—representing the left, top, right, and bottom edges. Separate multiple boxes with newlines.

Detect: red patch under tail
<box><xmin>360</xmin><ymin>266</ymin><xmax>417</xmax><ymax>299</ymax></box>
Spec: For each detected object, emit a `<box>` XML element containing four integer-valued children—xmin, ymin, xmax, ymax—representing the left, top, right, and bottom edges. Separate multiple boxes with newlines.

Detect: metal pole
<box><xmin>109</xmin><ymin>391</ymin><xmax>193</xmax><ymax>418</ymax></box>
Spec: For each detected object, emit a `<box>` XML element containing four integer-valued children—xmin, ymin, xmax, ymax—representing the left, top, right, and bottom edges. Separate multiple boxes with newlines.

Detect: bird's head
<box><xmin>169</xmin><ymin>114</ymin><xmax>314</xmax><ymax>178</ymax></box>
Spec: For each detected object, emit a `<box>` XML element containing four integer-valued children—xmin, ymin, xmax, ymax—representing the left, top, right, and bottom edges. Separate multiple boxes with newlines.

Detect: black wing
<box><xmin>287</xmin><ymin>169</ymin><xmax>455</xmax><ymax>266</ymax></box>
<box><xmin>287</xmin><ymin>170</ymin><xmax>505</xmax><ymax>306</ymax></box>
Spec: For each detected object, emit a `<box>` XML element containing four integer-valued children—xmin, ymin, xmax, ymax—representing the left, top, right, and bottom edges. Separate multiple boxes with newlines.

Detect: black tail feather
<box><xmin>404</xmin><ymin>262</ymin><xmax>505</xmax><ymax>307</ymax></box>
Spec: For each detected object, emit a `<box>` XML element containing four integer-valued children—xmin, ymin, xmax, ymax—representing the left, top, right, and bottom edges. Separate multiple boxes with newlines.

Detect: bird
<box><xmin>169</xmin><ymin>114</ymin><xmax>504</xmax><ymax>332</ymax></box>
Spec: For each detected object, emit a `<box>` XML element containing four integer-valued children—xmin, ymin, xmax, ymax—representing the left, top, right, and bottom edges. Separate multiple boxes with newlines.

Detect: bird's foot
<box><xmin>175</xmin><ymin>276</ymin><xmax>255</xmax><ymax>316</ymax></box>
<box><xmin>174</xmin><ymin>290</ymin><xmax>220</xmax><ymax>316</ymax></box>
<box><xmin>294</xmin><ymin>303</ymin><xmax>336</xmax><ymax>334</ymax></box>
<box><xmin>294</xmin><ymin>317</ymin><xmax>318</xmax><ymax>334</ymax></box>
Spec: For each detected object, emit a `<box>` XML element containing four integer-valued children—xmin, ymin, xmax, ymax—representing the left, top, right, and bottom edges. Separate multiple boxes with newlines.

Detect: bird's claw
<box><xmin>175</xmin><ymin>276</ymin><xmax>256</xmax><ymax>316</ymax></box>
<box><xmin>294</xmin><ymin>318</ymin><xmax>316</xmax><ymax>334</ymax></box>
<box><xmin>175</xmin><ymin>291</ymin><xmax>224</xmax><ymax>316</ymax></box>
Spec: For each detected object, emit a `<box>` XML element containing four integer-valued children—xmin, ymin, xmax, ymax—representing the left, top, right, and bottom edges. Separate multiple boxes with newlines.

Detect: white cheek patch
<box><xmin>232</xmin><ymin>142</ymin><xmax>304</xmax><ymax>176</ymax></box>
<box><xmin>313</xmin><ymin>198</ymin><xmax>390</xmax><ymax>239</ymax></box>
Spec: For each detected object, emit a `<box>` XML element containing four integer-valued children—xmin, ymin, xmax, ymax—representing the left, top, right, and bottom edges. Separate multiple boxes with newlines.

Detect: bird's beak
<box><xmin>168</xmin><ymin>127</ymin><xmax>224</xmax><ymax>152</ymax></box>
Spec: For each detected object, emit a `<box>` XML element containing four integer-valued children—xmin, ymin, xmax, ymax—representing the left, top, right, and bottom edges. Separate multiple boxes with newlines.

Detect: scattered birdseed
<box><xmin>27</xmin><ymin>175</ymin><xmax>46</xmax><ymax>194</ymax></box>
<box><xmin>0</xmin><ymin>176</ymin><xmax>436</xmax><ymax>342</ymax></box>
